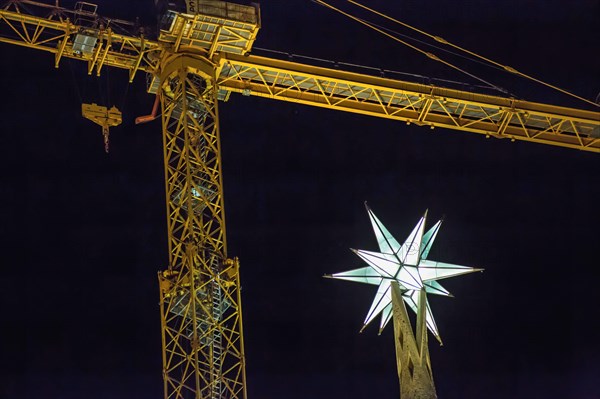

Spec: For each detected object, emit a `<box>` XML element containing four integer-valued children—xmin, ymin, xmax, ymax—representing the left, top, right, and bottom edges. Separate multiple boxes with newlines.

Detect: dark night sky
<box><xmin>1</xmin><ymin>1</ymin><xmax>599</xmax><ymax>398</ymax></box>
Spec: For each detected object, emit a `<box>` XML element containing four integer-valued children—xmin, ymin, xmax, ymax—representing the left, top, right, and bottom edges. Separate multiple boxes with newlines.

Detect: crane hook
<box><xmin>102</xmin><ymin>125</ymin><xmax>110</xmax><ymax>153</ymax></box>
<box><xmin>81</xmin><ymin>103</ymin><xmax>122</xmax><ymax>153</ymax></box>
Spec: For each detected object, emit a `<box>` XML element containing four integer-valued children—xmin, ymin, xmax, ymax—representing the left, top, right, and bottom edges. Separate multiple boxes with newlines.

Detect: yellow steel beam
<box><xmin>216</xmin><ymin>53</ymin><xmax>600</xmax><ymax>152</ymax></box>
<box><xmin>2</xmin><ymin>4</ymin><xmax>597</xmax><ymax>152</ymax></box>
<box><xmin>0</xmin><ymin>5</ymin><xmax>162</xmax><ymax>74</ymax></box>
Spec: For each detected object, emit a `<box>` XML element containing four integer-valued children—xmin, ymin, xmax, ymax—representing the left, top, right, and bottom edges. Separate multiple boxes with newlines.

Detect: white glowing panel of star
<box><xmin>327</xmin><ymin>204</ymin><xmax>482</xmax><ymax>344</ymax></box>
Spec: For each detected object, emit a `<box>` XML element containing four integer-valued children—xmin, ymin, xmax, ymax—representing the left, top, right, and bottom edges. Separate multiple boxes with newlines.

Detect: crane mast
<box><xmin>0</xmin><ymin>1</ymin><xmax>599</xmax><ymax>398</ymax></box>
<box><xmin>156</xmin><ymin>54</ymin><xmax>246</xmax><ymax>398</ymax></box>
<box><xmin>151</xmin><ymin>4</ymin><xmax>260</xmax><ymax>397</ymax></box>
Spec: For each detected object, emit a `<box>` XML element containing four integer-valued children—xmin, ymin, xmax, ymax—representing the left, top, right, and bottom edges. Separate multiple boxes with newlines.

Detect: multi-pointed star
<box><xmin>325</xmin><ymin>204</ymin><xmax>482</xmax><ymax>345</ymax></box>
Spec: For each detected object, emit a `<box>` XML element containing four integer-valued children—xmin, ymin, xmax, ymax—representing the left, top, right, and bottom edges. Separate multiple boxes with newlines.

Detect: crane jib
<box><xmin>0</xmin><ymin>3</ymin><xmax>597</xmax><ymax>151</ymax></box>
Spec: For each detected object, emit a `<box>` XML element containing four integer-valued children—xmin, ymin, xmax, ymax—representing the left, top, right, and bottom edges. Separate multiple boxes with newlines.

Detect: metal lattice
<box><xmin>157</xmin><ymin>59</ymin><xmax>246</xmax><ymax>399</ymax></box>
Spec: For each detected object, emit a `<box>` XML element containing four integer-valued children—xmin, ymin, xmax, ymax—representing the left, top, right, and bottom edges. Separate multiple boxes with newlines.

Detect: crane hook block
<box><xmin>81</xmin><ymin>103</ymin><xmax>122</xmax><ymax>153</ymax></box>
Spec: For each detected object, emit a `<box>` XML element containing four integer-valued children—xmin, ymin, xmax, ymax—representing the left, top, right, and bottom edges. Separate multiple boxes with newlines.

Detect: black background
<box><xmin>0</xmin><ymin>1</ymin><xmax>599</xmax><ymax>398</ymax></box>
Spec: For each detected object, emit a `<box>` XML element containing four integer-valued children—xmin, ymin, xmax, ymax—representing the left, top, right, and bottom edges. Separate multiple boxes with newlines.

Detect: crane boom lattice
<box><xmin>1</xmin><ymin>1</ymin><xmax>598</xmax><ymax>152</ymax></box>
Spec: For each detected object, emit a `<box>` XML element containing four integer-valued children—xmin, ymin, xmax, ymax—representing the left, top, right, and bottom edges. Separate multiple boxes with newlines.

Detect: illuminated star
<box><xmin>325</xmin><ymin>204</ymin><xmax>482</xmax><ymax>344</ymax></box>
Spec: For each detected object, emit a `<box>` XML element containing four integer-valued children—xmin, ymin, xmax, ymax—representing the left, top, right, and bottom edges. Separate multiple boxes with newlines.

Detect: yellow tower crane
<box><xmin>0</xmin><ymin>1</ymin><xmax>598</xmax><ymax>399</ymax></box>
